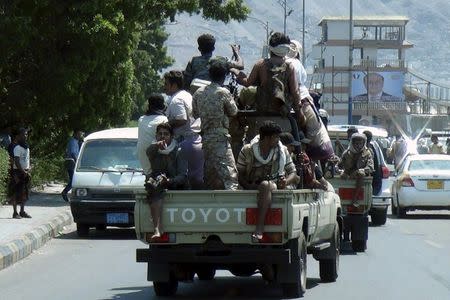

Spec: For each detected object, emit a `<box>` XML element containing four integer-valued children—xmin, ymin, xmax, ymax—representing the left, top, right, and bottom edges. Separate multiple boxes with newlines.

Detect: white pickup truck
<box><xmin>135</xmin><ymin>187</ymin><xmax>341</xmax><ymax>298</ymax></box>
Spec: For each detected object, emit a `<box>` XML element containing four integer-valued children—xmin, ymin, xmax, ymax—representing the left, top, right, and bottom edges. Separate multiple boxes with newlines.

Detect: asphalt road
<box><xmin>0</xmin><ymin>210</ymin><xmax>449</xmax><ymax>300</ymax></box>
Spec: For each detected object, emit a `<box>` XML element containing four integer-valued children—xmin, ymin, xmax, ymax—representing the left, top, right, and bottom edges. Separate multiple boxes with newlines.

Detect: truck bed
<box><xmin>134</xmin><ymin>189</ymin><xmax>320</xmax><ymax>245</ymax></box>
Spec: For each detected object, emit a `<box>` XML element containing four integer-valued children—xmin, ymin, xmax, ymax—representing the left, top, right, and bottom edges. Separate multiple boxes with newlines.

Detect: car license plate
<box><xmin>427</xmin><ymin>180</ymin><xmax>443</xmax><ymax>189</ymax></box>
<box><xmin>106</xmin><ymin>213</ymin><xmax>129</xmax><ymax>224</ymax></box>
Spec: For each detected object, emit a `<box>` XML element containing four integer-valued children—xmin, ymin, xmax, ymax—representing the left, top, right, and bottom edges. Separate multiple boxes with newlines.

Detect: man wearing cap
<box><xmin>164</xmin><ymin>70</ymin><xmax>204</xmax><ymax>189</ymax></box>
<box><xmin>279</xmin><ymin>132</ymin><xmax>329</xmax><ymax>191</ymax></box>
<box><xmin>11</xmin><ymin>128</ymin><xmax>32</xmax><ymax>218</ymax></box>
<box><xmin>192</xmin><ymin>58</ymin><xmax>239</xmax><ymax>190</ymax></box>
<box><xmin>61</xmin><ymin>129</ymin><xmax>84</xmax><ymax>202</ymax></box>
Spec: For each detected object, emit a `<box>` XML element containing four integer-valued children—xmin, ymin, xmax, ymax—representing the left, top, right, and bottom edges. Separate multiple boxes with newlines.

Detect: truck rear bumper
<box><xmin>70</xmin><ymin>200</ymin><xmax>135</xmax><ymax>226</ymax></box>
<box><xmin>136</xmin><ymin>246</ymin><xmax>291</xmax><ymax>264</ymax></box>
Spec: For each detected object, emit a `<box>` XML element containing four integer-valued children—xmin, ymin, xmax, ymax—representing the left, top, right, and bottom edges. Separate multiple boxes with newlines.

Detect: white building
<box><xmin>310</xmin><ymin>16</ymin><xmax>413</xmax><ymax>131</ymax></box>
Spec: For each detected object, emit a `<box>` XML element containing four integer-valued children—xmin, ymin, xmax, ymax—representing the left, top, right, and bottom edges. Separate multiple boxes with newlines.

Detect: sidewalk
<box><xmin>0</xmin><ymin>183</ymin><xmax>73</xmax><ymax>271</ymax></box>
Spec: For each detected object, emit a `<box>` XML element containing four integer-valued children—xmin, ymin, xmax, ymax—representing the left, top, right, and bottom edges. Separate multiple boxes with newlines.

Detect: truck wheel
<box><xmin>371</xmin><ymin>209</ymin><xmax>387</xmax><ymax>226</ymax></box>
<box><xmin>76</xmin><ymin>223</ymin><xmax>89</xmax><ymax>237</ymax></box>
<box><xmin>197</xmin><ymin>268</ymin><xmax>215</xmax><ymax>280</ymax></box>
<box><xmin>351</xmin><ymin>240</ymin><xmax>366</xmax><ymax>252</ymax></box>
<box><xmin>153</xmin><ymin>279</ymin><xmax>178</xmax><ymax>296</ymax></box>
<box><xmin>319</xmin><ymin>222</ymin><xmax>340</xmax><ymax>282</ymax></box>
<box><xmin>282</xmin><ymin>233</ymin><xmax>307</xmax><ymax>298</ymax></box>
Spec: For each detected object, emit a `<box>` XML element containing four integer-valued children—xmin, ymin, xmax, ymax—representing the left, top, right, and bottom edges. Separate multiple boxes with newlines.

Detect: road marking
<box><xmin>424</xmin><ymin>239</ymin><xmax>444</xmax><ymax>249</ymax></box>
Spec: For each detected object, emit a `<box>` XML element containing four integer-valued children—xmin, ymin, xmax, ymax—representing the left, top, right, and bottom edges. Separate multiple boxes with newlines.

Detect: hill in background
<box><xmin>164</xmin><ymin>0</ymin><xmax>450</xmax><ymax>84</ymax></box>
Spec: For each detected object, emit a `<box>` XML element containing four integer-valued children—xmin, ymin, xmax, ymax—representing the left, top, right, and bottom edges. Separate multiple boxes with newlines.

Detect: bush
<box><xmin>0</xmin><ymin>148</ymin><xmax>9</xmax><ymax>204</ymax></box>
<box><xmin>31</xmin><ymin>156</ymin><xmax>67</xmax><ymax>188</ymax></box>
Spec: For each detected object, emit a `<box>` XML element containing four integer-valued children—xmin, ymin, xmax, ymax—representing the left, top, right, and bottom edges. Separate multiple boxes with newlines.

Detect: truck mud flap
<box><xmin>343</xmin><ymin>215</ymin><xmax>368</xmax><ymax>241</ymax></box>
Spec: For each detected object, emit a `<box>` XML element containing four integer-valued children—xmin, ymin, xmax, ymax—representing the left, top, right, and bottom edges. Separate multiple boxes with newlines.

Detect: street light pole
<box><xmin>348</xmin><ymin>0</ymin><xmax>354</xmax><ymax>125</ymax></box>
<box><xmin>247</xmin><ymin>16</ymin><xmax>269</xmax><ymax>45</ymax></box>
<box><xmin>278</xmin><ymin>0</ymin><xmax>292</xmax><ymax>35</ymax></box>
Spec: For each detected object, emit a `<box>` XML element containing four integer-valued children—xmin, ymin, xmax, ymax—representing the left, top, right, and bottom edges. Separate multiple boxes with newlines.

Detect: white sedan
<box><xmin>391</xmin><ymin>154</ymin><xmax>450</xmax><ymax>217</ymax></box>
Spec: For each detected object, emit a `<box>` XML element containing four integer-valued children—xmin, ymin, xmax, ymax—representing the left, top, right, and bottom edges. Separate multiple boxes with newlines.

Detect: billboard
<box><xmin>352</xmin><ymin>71</ymin><xmax>404</xmax><ymax>102</ymax></box>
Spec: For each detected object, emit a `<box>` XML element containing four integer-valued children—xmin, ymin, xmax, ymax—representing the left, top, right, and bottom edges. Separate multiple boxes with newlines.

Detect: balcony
<box><xmin>353</xmin><ymin>58</ymin><xmax>406</xmax><ymax>70</ymax></box>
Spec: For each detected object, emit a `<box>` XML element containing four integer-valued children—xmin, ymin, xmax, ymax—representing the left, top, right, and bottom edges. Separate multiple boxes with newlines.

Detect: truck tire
<box><xmin>319</xmin><ymin>222</ymin><xmax>340</xmax><ymax>282</ymax></box>
<box><xmin>282</xmin><ymin>233</ymin><xmax>307</xmax><ymax>298</ymax></box>
<box><xmin>351</xmin><ymin>240</ymin><xmax>367</xmax><ymax>252</ymax></box>
<box><xmin>76</xmin><ymin>223</ymin><xmax>89</xmax><ymax>237</ymax></box>
<box><xmin>371</xmin><ymin>209</ymin><xmax>387</xmax><ymax>226</ymax></box>
<box><xmin>197</xmin><ymin>268</ymin><xmax>215</xmax><ymax>280</ymax></box>
<box><xmin>153</xmin><ymin>279</ymin><xmax>178</xmax><ymax>297</ymax></box>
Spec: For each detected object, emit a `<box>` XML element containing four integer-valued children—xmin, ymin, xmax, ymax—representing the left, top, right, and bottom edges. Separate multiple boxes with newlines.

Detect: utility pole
<box><xmin>348</xmin><ymin>0</ymin><xmax>354</xmax><ymax>125</ymax></box>
<box><xmin>302</xmin><ymin>0</ymin><xmax>306</xmax><ymax>65</ymax></box>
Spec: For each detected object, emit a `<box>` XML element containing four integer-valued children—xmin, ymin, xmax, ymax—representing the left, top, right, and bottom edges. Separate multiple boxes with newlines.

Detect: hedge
<box><xmin>0</xmin><ymin>148</ymin><xmax>9</xmax><ymax>204</ymax></box>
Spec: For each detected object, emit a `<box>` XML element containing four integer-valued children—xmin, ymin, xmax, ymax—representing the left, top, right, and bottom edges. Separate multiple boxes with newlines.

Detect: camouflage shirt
<box><xmin>192</xmin><ymin>82</ymin><xmax>238</xmax><ymax>139</ymax></box>
<box><xmin>338</xmin><ymin>147</ymin><xmax>374</xmax><ymax>177</ymax></box>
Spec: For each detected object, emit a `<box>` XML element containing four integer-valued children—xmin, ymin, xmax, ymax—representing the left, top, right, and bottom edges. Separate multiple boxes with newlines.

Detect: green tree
<box><xmin>0</xmin><ymin>0</ymin><xmax>250</xmax><ymax>157</ymax></box>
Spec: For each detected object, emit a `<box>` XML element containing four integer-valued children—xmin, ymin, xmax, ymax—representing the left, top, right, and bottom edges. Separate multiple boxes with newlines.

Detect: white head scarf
<box><xmin>269</xmin><ymin>44</ymin><xmax>291</xmax><ymax>57</ymax></box>
<box><xmin>286</xmin><ymin>40</ymin><xmax>302</xmax><ymax>59</ymax></box>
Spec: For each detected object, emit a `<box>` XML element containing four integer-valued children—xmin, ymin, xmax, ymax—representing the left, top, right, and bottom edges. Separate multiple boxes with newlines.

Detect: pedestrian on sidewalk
<box><xmin>61</xmin><ymin>129</ymin><xmax>84</xmax><ymax>202</ymax></box>
<box><xmin>11</xmin><ymin>127</ymin><xmax>32</xmax><ymax>219</ymax></box>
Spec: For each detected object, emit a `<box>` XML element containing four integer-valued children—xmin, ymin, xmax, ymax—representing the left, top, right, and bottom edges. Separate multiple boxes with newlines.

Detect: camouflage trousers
<box><xmin>202</xmin><ymin>137</ymin><xmax>239</xmax><ymax>190</ymax></box>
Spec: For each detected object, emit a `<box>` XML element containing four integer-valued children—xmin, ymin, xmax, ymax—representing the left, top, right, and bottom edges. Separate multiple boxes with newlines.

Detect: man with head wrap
<box><xmin>338</xmin><ymin>133</ymin><xmax>374</xmax><ymax>202</ymax></box>
<box><xmin>231</xmin><ymin>32</ymin><xmax>304</xmax><ymax>124</ymax></box>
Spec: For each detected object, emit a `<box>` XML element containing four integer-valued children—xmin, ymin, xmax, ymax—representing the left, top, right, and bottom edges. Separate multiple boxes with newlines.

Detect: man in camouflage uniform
<box><xmin>192</xmin><ymin>58</ymin><xmax>239</xmax><ymax>190</ymax></box>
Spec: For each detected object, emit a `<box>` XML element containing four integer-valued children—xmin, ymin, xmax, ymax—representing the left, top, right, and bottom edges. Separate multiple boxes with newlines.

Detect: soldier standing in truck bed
<box><xmin>192</xmin><ymin>58</ymin><xmax>239</xmax><ymax>190</ymax></box>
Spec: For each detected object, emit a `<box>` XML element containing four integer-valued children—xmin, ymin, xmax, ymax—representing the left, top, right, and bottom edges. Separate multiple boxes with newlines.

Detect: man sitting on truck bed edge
<box><xmin>146</xmin><ymin>123</ymin><xmax>188</xmax><ymax>240</ymax></box>
<box><xmin>236</xmin><ymin>121</ymin><xmax>298</xmax><ymax>240</ymax></box>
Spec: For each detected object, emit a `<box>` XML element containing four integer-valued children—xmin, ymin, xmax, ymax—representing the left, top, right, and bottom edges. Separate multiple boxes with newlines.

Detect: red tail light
<box><xmin>146</xmin><ymin>232</ymin><xmax>174</xmax><ymax>243</ymax></box>
<box><xmin>401</xmin><ymin>177</ymin><xmax>415</xmax><ymax>187</ymax></box>
<box><xmin>338</xmin><ymin>188</ymin><xmax>364</xmax><ymax>201</ymax></box>
<box><xmin>382</xmin><ymin>166</ymin><xmax>390</xmax><ymax>179</ymax></box>
<box><xmin>246</xmin><ymin>208</ymin><xmax>282</xmax><ymax>225</ymax></box>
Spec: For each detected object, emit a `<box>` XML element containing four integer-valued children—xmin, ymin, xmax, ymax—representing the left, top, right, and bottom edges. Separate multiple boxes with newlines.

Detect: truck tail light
<box><xmin>382</xmin><ymin>166</ymin><xmax>390</xmax><ymax>179</ymax></box>
<box><xmin>246</xmin><ymin>208</ymin><xmax>282</xmax><ymax>225</ymax></box>
<box><xmin>401</xmin><ymin>177</ymin><xmax>415</xmax><ymax>187</ymax></box>
<box><xmin>338</xmin><ymin>188</ymin><xmax>364</xmax><ymax>201</ymax></box>
<box><xmin>146</xmin><ymin>232</ymin><xmax>176</xmax><ymax>243</ymax></box>
<box><xmin>253</xmin><ymin>232</ymin><xmax>283</xmax><ymax>244</ymax></box>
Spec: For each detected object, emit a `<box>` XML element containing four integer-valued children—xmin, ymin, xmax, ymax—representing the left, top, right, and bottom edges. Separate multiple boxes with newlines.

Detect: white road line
<box><xmin>424</xmin><ymin>239</ymin><xmax>444</xmax><ymax>249</ymax></box>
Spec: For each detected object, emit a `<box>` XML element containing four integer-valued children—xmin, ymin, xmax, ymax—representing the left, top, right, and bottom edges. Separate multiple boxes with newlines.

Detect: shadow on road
<box><xmin>100</xmin><ymin>276</ymin><xmax>323</xmax><ymax>300</ymax></box>
<box><xmin>56</xmin><ymin>228</ymin><xmax>137</xmax><ymax>240</ymax></box>
<box><xmin>388</xmin><ymin>212</ymin><xmax>450</xmax><ymax>220</ymax></box>
<box><xmin>25</xmin><ymin>193</ymin><xmax>68</xmax><ymax>208</ymax></box>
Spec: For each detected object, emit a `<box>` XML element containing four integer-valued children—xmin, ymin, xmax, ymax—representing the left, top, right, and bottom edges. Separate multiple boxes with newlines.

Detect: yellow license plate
<box><xmin>427</xmin><ymin>180</ymin><xmax>443</xmax><ymax>189</ymax></box>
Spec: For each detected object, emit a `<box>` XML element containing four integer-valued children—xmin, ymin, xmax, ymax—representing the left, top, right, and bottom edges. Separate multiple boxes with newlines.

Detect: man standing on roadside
<box><xmin>11</xmin><ymin>128</ymin><xmax>32</xmax><ymax>219</ymax></box>
<box><xmin>192</xmin><ymin>58</ymin><xmax>239</xmax><ymax>190</ymax></box>
<box><xmin>61</xmin><ymin>129</ymin><xmax>84</xmax><ymax>202</ymax></box>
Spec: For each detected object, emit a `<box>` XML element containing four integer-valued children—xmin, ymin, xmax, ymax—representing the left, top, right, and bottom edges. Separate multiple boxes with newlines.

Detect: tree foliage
<box><xmin>0</xmin><ymin>0</ymin><xmax>250</xmax><ymax>156</ymax></box>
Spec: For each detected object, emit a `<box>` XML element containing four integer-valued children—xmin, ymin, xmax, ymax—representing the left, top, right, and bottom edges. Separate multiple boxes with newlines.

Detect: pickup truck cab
<box><xmin>135</xmin><ymin>186</ymin><xmax>341</xmax><ymax>298</ymax></box>
<box><xmin>327</xmin><ymin>125</ymin><xmax>392</xmax><ymax>225</ymax></box>
<box><xmin>70</xmin><ymin>127</ymin><xmax>144</xmax><ymax>237</ymax></box>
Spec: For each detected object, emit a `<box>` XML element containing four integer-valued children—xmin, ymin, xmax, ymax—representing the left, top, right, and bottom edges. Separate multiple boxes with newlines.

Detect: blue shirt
<box><xmin>66</xmin><ymin>137</ymin><xmax>80</xmax><ymax>160</ymax></box>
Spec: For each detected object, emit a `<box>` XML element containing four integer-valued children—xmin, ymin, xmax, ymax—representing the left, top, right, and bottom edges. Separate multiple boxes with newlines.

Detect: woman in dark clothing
<box><xmin>145</xmin><ymin>123</ymin><xmax>187</xmax><ymax>240</ymax></box>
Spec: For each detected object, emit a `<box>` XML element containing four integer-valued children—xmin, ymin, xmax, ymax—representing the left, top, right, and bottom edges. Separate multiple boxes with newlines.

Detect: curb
<box><xmin>0</xmin><ymin>210</ymin><xmax>73</xmax><ymax>271</ymax></box>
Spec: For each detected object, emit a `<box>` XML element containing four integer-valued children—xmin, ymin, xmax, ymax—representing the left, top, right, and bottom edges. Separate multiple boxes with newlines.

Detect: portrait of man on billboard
<box><xmin>353</xmin><ymin>72</ymin><xmax>402</xmax><ymax>102</ymax></box>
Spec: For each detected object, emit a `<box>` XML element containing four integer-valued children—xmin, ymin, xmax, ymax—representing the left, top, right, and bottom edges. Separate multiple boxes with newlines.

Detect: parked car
<box><xmin>391</xmin><ymin>154</ymin><xmax>450</xmax><ymax>217</ymax></box>
<box><xmin>70</xmin><ymin>127</ymin><xmax>145</xmax><ymax>236</ymax></box>
<box><xmin>327</xmin><ymin>125</ymin><xmax>392</xmax><ymax>225</ymax></box>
